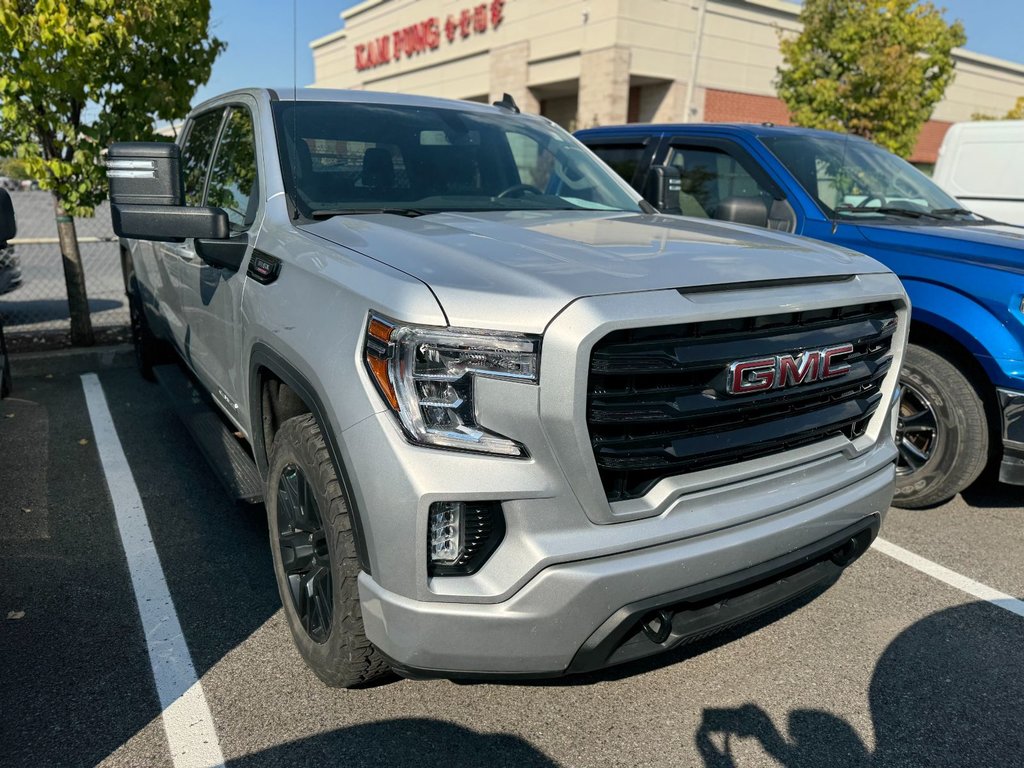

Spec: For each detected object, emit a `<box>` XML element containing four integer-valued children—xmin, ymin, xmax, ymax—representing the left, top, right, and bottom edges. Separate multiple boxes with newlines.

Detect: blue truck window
<box><xmin>668</xmin><ymin>146</ymin><xmax>773</xmax><ymax>221</ymax></box>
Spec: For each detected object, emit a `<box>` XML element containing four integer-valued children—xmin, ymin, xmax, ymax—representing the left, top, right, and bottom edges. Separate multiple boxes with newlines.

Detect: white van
<box><xmin>933</xmin><ymin>120</ymin><xmax>1024</xmax><ymax>225</ymax></box>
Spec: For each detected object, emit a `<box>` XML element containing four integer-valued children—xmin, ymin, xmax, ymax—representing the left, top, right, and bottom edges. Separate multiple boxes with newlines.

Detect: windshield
<box><xmin>761</xmin><ymin>134</ymin><xmax>977</xmax><ymax>221</ymax></box>
<box><xmin>272</xmin><ymin>101</ymin><xmax>644</xmax><ymax>217</ymax></box>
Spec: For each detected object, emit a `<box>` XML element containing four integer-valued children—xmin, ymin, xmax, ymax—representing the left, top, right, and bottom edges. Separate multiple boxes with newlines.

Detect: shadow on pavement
<box><xmin>693</xmin><ymin>602</ymin><xmax>1024</xmax><ymax>767</ymax></box>
<box><xmin>960</xmin><ymin>473</ymin><xmax>1024</xmax><ymax>510</ymax></box>
<box><xmin>0</xmin><ymin>297</ymin><xmax>122</xmax><ymax>324</ymax></box>
<box><xmin>228</xmin><ymin>718</ymin><xmax>560</xmax><ymax>767</ymax></box>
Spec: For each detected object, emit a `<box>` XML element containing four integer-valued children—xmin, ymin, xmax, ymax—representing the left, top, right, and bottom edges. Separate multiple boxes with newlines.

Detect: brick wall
<box><xmin>703</xmin><ymin>88</ymin><xmax>949</xmax><ymax>164</ymax></box>
<box><xmin>704</xmin><ymin>89</ymin><xmax>792</xmax><ymax>126</ymax></box>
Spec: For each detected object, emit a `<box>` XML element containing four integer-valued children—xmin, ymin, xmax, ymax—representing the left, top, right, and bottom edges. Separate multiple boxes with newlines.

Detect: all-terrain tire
<box><xmin>266</xmin><ymin>413</ymin><xmax>390</xmax><ymax>687</ymax></box>
<box><xmin>892</xmin><ymin>344</ymin><xmax>988</xmax><ymax>509</ymax></box>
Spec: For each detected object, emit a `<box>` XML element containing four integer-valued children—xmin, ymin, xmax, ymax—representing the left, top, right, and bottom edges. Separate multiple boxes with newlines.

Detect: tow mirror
<box><xmin>714</xmin><ymin>196</ymin><xmax>769</xmax><ymax>228</ymax></box>
<box><xmin>644</xmin><ymin>165</ymin><xmax>682</xmax><ymax>215</ymax></box>
<box><xmin>106</xmin><ymin>142</ymin><xmax>228</xmax><ymax>243</ymax></box>
<box><xmin>0</xmin><ymin>188</ymin><xmax>16</xmax><ymax>246</ymax></box>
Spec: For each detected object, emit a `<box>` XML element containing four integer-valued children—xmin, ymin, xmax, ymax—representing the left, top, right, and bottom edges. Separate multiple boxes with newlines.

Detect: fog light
<box><xmin>429</xmin><ymin>502</ymin><xmax>464</xmax><ymax>565</ymax></box>
<box><xmin>428</xmin><ymin>500</ymin><xmax>506</xmax><ymax>576</ymax></box>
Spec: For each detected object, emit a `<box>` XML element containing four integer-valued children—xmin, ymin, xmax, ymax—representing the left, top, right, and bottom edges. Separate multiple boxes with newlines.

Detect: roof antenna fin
<box><xmin>493</xmin><ymin>93</ymin><xmax>520</xmax><ymax>114</ymax></box>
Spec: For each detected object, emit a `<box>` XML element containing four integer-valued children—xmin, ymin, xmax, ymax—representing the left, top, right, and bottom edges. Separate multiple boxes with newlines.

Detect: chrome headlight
<box><xmin>364</xmin><ymin>313</ymin><xmax>538</xmax><ymax>456</ymax></box>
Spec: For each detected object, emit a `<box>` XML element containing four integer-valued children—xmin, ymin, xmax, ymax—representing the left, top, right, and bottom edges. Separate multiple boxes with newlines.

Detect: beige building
<box><xmin>311</xmin><ymin>0</ymin><xmax>1024</xmax><ymax>162</ymax></box>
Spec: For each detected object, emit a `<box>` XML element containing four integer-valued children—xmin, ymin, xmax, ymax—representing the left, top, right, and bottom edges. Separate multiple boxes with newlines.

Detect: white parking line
<box><xmin>873</xmin><ymin>537</ymin><xmax>1024</xmax><ymax>619</ymax></box>
<box><xmin>81</xmin><ymin>374</ymin><xmax>226</xmax><ymax>768</ymax></box>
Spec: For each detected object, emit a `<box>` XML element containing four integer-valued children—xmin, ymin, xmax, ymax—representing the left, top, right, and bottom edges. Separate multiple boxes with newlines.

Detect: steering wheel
<box><xmin>855</xmin><ymin>195</ymin><xmax>886</xmax><ymax>209</ymax></box>
<box><xmin>496</xmin><ymin>183</ymin><xmax>544</xmax><ymax>199</ymax></box>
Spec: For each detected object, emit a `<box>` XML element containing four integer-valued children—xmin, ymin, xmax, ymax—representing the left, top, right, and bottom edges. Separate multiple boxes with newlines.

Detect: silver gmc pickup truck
<box><xmin>108</xmin><ymin>88</ymin><xmax>908</xmax><ymax>687</ymax></box>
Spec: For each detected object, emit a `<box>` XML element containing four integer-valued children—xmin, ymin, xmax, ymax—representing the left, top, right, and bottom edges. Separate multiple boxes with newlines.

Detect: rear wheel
<box><xmin>892</xmin><ymin>344</ymin><xmax>988</xmax><ymax>509</ymax></box>
<box><xmin>266</xmin><ymin>413</ymin><xmax>389</xmax><ymax>687</ymax></box>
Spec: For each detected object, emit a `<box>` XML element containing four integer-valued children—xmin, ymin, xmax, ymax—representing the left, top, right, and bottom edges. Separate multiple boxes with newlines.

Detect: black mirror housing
<box><xmin>107</xmin><ymin>142</ymin><xmax>184</xmax><ymax>206</ymax></box>
<box><xmin>714</xmin><ymin>196</ymin><xmax>770</xmax><ymax>228</ymax></box>
<box><xmin>644</xmin><ymin>165</ymin><xmax>682</xmax><ymax>215</ymax></box>
<box><xmin>0</xmin><ymin>189</ymin><xmax>16</xmax><ymax>245</ymax></box>
<box><xmin>111</xmin><ymin>204</ymin><xmax>230</xmax><ymax>243</ymax></box>
<box><xmin>107</xmin><ymin>141</ymin><xmax>231</xmax><ymax>243</ymax></box>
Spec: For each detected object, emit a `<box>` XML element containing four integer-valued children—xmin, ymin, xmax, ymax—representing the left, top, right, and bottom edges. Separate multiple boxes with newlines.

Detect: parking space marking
<box><xmin>873</xmin><ymin>537</ymin><xmax>1024</xmax><ymax>618</ymax></box>
<box><xmin>81</xmin><ymin>374</ymin><xmax>226</xmax><ymax>768</ymax></box>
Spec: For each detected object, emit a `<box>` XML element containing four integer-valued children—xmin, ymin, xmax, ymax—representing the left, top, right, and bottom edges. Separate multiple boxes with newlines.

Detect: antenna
<box><xmin>832</xmin><ymin>133</ymin><xmax>851</xmax><ymax>236</ymax></box>
<box><xmin>291</xmin><ymin>0</ymin><xmax>299</xmax><ymax>219</ymax></box>
<box><xmin>492</xmin><ymin>93</ymin><xmax>520</xmax><ymax>113</ymax></box>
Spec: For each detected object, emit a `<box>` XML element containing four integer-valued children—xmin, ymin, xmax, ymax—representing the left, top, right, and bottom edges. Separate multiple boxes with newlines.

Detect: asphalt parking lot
<box><xmin>1</xmin><ymin>360</ymin><xmax>1022</xmax><ymax>768</ymax></box>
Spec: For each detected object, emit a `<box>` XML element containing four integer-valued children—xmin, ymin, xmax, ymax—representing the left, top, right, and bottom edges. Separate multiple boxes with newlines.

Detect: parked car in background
<box><xmin>933</xmin><ymin>120</ymin><xmax>1024</xmax><ymax>226</ymax></box>
<box><xmin>0</xmin><ymin>188</ymin><xmax>16</xmax><ymax>397</ymax></box>
<box><xmin>0</xmin><ymin>242</ymin><xmax>21</xmax><ymax>296</ymax></box>
<box><xmin>577</xmin><ymin>122</ymin><xmax>1024</xmax><ymax>508</ymax></box>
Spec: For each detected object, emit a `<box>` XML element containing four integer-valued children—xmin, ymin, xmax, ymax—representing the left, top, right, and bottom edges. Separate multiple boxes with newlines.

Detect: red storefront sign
<box><xmin>355</xmin><ymin>0</ymin><xmax>505</xmax><ymax>72</ymax></box>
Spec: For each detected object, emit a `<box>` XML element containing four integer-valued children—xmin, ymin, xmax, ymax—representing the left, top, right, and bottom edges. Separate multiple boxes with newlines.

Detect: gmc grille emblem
<box><xmin>726</xmin><ymin>343</ymin><xmax>854</xmax><ymax>395</ymax></box>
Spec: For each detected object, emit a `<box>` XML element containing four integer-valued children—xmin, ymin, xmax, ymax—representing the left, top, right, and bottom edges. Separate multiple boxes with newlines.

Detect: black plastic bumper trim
<box><xmin>380</xmin><ymin>513</ymin><xmax>880</xmax><ymax>682</ymax></box>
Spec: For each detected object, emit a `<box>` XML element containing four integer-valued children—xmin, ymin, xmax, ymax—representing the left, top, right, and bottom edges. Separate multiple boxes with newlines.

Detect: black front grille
<box><xmin>587</xmin><ymin>302</ymin><xmax>897</xmax><ymax>502</ymax></box>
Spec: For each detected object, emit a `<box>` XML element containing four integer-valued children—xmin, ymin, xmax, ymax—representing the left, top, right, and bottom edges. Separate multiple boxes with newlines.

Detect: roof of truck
<box><xmin>191</xmin><ymin>87</ymin><xmax>514</xmax><ymax>117</ymax></box>
<box><xmin>574</xmin><ymin>122</ymin><xmax>873</xmax><ymax>143</ymax></box>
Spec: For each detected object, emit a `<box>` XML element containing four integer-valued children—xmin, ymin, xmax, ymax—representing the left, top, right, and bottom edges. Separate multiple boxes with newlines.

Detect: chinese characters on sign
<box><xmin>355</xmin><ymin>0</ymin><xmax>505</xmax><ymax>72</ymax></box>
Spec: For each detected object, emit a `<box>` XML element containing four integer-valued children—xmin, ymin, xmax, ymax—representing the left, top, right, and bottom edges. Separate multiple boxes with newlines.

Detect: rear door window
<box><xmin>181</xmin><ymin>109</ymin><xmax>225</xmax><ymax>207</ymax></box>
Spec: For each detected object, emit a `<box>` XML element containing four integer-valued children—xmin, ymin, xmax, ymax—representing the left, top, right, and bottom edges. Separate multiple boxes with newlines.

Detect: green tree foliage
<box><xmin>0</xmin><ymin>156</ymin><xmax>31</xmax><ymax>180</ymax></box>
<box><xmin>0</xmin><ymin>0</ymin><xmax>224</xmax><ymax>344</ymax></box>
<box><xmin>776</xmin><ymin>0</ymin><xmax>966</xmax><ymax>158</ymax></box>
<box><xmin>0</xmin><ymin>0</ymin><xmax>224</xmax><ymax>215</ymax></box>
<box><xmin>973</xmin><ymin>96</ymin><xmax>1024</xmax><ymax>121</ymax></box>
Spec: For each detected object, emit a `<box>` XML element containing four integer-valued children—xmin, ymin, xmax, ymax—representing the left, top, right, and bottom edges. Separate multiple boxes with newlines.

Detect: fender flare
<box><xmin>248</xmin><ymin>342</ymin><xmax>372</xmax><ymax>574</ymax></box>
<box><xmin>902</xmin><ymin>278</ymin><xmax>1023</xmax><ymax>378</ymax></box>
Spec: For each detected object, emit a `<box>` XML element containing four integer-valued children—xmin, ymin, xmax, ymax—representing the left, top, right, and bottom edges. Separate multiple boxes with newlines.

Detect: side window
<box><xmin>587</xmin><ymin>144</ymin><xmax>645</xmax><ymax>189</ymax></box>
<box><xmin>668</xmin><ymin>146</ymin><xmax>773</xmax><ymax>220</ymax></box>
<box><xmin>181</xmin><ymin>109</ymin><xmax>224</xmax><ymax>207</ymax></box>
<box><xmin>206</xmin><ymin>107</ymin><xmax>259</xmax><ymax>231</ymax></box>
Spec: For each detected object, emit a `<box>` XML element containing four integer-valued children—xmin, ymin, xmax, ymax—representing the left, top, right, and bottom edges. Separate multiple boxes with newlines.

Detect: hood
<box><xmin>303</xmin><ymin>210</ymin><xmax>888</xmax><ymax>332</ymax></box>
<box><xmin>855</xmin><ymin>221</ymin><xmax>1024</xmax><ymax>275</ymax></box>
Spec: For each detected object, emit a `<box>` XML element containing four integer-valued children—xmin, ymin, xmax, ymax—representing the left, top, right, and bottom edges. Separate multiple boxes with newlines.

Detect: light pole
<box><xmin>682</xmin><ymin>0</ymin><xmax>708</xmax><ymax>123</ymax></box>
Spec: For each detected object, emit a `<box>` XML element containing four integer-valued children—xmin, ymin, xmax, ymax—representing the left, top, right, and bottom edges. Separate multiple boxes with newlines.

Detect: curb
<box><xmin>10</xmin><ymin>344</ymin><xmax>134</xmax><ymax>377</ymax></box>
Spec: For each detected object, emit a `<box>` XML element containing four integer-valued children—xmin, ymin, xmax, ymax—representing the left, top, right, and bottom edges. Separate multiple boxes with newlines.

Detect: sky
<box><xmin>192</xmin><ymin>0</ymin><xmax>1024</xmax><ymax>108</ymax></box>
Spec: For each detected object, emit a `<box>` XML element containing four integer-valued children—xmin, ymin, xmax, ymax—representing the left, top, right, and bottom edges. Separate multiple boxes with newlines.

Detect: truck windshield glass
<box><xmin>272</xmin><ymin>101</ymin><xmax>643</xmax><ymax>217</ymax></box>
<box><xmin>761</xmin><ymin>134</ymin><xmax>977</xmax><ymax>221</ymax></box>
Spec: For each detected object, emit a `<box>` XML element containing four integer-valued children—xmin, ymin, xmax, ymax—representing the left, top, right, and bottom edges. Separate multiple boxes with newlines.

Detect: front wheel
<box><xmin>266</xmin><ymin>414</ymin><xmax>389</xmax><ymax>687</ymax></box>
<box><xmin>892</xmin><ymin>344</ymin><xmax>988</xmax><ymax>509</ymax></box>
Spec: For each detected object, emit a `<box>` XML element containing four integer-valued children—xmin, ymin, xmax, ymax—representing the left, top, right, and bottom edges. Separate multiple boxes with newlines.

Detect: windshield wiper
<box><xmin>836</xmin><ymin>205</ymin><xmax>933</xmax><ymax>219</ymax></box>
<box><xmin>929</xmin><ymin>207</ymin><xmax>975</xmax><ymax>217</ymax></box>
<box><xmin>310</xmin><ymin>208</ymin><xmax>428</xmax><ymax>219</ymax></box>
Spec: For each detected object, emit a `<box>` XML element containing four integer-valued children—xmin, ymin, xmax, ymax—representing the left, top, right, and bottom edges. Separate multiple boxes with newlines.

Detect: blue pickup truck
<box><xmin>576</xmin><ymin>123</ymin><xmax>1024</xmax><ymax>508</ymax></box>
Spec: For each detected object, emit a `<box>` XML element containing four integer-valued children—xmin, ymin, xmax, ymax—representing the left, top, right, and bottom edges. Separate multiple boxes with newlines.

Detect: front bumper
<box><xmin>339</xmin><ymin>272</ymin><xmax>907</xmax><ymax>677</ymax></box>
<box><xmin>358</xmin><ymin>462</ymin><xmax>893</xmax><ymax>677</ymax></box>
<box><xmin>997</xmin><ymin>388</ymin><xmax>1024</xmax><ymax>485</ymax></box>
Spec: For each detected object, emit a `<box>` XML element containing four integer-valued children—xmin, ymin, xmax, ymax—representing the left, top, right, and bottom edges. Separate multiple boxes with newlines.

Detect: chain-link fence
<box><xmin>0</xmin><ymin>190</ymin><xmax>127</xmax><ymax>334</ymax></box>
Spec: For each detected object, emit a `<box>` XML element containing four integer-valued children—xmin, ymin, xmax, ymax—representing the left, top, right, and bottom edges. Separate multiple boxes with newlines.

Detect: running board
<box><xmin>153</xmin><ymin>364</ymin><xmax>264</xmax><ymax>503</ymax></box>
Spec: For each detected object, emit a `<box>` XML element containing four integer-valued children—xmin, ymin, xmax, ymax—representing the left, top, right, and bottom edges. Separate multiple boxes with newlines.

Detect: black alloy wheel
<box><xmin>891</xmin><ymin>344</ymin><xmax>988</xmax><ymax>509</ymax></box>
<box><xmin>267</xmin><ymin>414</ymin><xmax>389</xmax><ymax>687</ymax></box>
<box><xmin>276</xmin><ymin>464</ymin><xmax>333</xmax><ymax>644</ymax></box>
<box><xmin>895</xmin><ymin>382</ymin><xmax>939</xmax><ymax>475</ymax></box>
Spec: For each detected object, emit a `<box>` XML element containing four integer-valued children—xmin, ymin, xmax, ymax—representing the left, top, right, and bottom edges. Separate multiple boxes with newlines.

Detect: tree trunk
<box><xmin>53</xmin><ymin>197</ymin><xmax>94</xmax><ymax>346</ymax></box>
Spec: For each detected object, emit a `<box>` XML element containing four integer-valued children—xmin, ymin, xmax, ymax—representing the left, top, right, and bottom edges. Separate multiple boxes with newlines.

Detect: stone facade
<box><xmin>310</xmin><ymin>0</ymin><xmax>1024</xmax><ymax>162</ymax></box>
